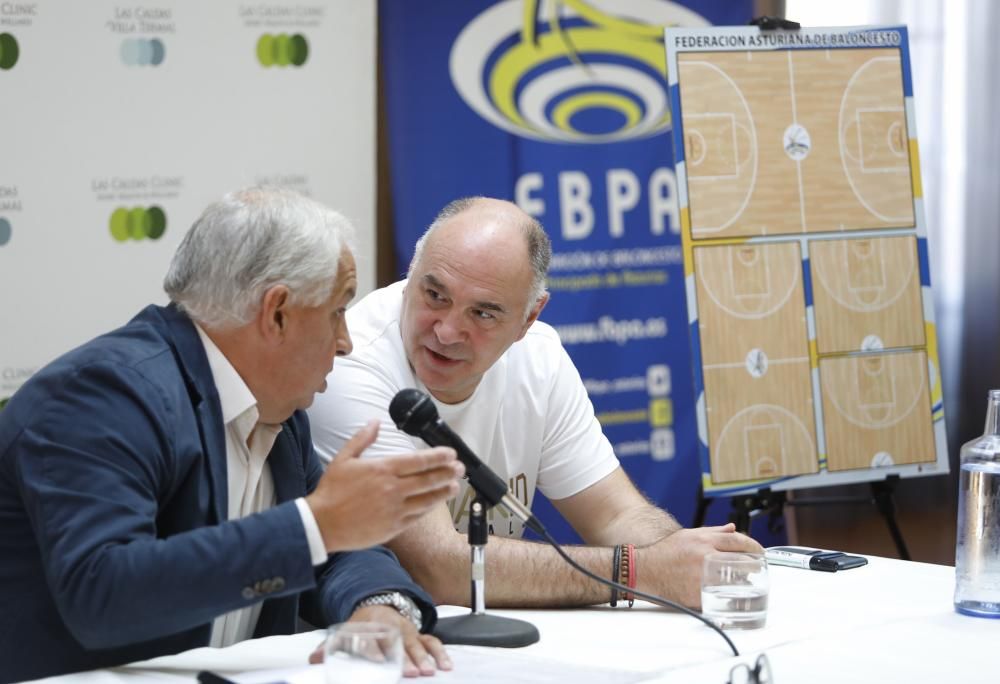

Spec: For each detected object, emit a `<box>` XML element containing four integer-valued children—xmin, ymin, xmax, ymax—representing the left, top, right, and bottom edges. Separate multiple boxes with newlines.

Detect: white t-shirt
<box><xmin>308</xmin><ymin>280</ymin><xmax>619</xmax><ymax>538</ymax></box>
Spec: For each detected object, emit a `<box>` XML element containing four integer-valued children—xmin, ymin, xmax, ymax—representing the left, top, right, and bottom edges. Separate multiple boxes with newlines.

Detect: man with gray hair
<box><xmin>0</xmin><ymin>187</ymin><xmax>462</xmax><ymax>682</ymax></box>
<box><xmin>309</xmin><ymin>197</ymin><xmax>761</xmax><ymax>612</ymax></box>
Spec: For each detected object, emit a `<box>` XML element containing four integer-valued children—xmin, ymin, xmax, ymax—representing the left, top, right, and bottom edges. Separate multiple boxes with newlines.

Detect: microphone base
<box><xmin>433</xmin><ymin>613</ymin><xmax>540</xmax><ymax>648</ymax></box>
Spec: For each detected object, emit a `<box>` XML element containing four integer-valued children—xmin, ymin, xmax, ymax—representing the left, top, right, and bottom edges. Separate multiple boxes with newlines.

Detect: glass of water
<box><xmin>324</xmin><ymin>622</ymin><xmax>403</xmax><ymax>684</ymax></box>
<box><xmin>701</xmin><ymin>552</ymin><xmax>770</xmax><ymax>629</ymax></box>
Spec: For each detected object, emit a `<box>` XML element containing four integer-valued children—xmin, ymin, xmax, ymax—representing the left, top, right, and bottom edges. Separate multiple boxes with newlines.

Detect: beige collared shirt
<box><xmin>193</xmin><ymin>324</ymin><xmax>327</xmax><ymax>649</ymax></box>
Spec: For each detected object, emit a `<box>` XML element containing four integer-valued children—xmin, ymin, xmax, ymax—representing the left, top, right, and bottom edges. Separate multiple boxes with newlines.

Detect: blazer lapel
<box><xmin>147</xmin><ymin>304</ymin><xmax>229</xmax><ymax>524</ymax></box>
<box><xmin>268</xmin><ymin>428</ymin><xmax>308</xmax><ymax>503</ymax></box>
<box><xmin>195</xmin><ymin>397</ymin><xmax>228</xmax><ymax>524</ymax></box>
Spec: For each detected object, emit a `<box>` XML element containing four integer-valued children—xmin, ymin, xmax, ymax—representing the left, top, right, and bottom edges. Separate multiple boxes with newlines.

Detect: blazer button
<box><xmin>272</xmin><ymin>576</ymin><xmax>285</xmax><ymax>592</ymax></box>
<box><xmin>242</xmin><ymin>587</ymin><xmax>256</xmax><ymax>600</ymax></box>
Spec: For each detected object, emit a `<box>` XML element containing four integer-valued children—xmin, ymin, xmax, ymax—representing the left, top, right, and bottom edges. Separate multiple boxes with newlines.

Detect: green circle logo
<box><xmin>127</xmin><ymin>207</ymin><xmax>149</xmax><ymax>239</ymax></box>
<box><xmin>274</xmin><ymin>34</ymin><xmax>291</xmax><ymax>66</ymax></box>
<box><xmin>289</xmin><ymin>34</ymin><xmax>309</xmax><ymax>66</ymax></box>
<box><xmin>256</xmin><ymin>34</ymin><xmax>275</xmax><ymax>66</ymax></box>
<box><xmin>109</xmin><ymin>206</ymin><xmax>167</xmax><ymax>241</ymax></box>
<box><xmin>0</xmin><ymin>33</ymin><xmax>19</xmax><ymax>70</ymax></box>
<box><xmin>109</xmin><ymin>207</ymin><xmax>129</xmax><ymax>241</ymax></box>
<box><xmin>146</xmin><ymin>205</ymin><xmax>167</xmax><ymax>239</ymax></box>
<box><xmin>0</xmin><ymin>217</ymin><xmax>11</xmax><ymax>246</ymax></box>
<box><xmin>257</xmin><ymin>33</ymin><xmax>308</xmax><ymax>68</ymax></box>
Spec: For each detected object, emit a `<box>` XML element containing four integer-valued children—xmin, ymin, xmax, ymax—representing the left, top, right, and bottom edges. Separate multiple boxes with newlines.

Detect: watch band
<box><xmin>356</xmin><ymin>591</ymin><xmax>423</xmax><ymax>630</ymax></box>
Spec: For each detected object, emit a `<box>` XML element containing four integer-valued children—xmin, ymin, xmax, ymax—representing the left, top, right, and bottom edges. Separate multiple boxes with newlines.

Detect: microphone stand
<box><xmin>432</xmin><ymin>496</ymin><xmax>540</xmax><ymax>647</ymax></box>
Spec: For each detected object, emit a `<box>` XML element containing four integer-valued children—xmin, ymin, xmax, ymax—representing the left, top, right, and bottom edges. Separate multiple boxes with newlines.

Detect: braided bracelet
<box><xmin>610</xmin><ymin>544</ymin><xmax>622</xmax><ymax>607</ymax></box>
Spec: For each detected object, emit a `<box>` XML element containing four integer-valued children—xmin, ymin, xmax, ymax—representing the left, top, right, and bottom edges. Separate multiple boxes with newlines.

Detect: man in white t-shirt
<box><xmin>309</xmin><ymin>197</ymin><xmax>761</xmax><ymax>609</ymax></box>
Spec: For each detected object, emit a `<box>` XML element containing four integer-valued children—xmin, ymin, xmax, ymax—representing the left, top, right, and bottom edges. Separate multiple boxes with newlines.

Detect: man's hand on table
<box><xmin>638</xmin><ymin>522</ymin><xmax>764</xmax><ymax>609</ymax></box>
<box><xmin>308</xmin><ymin>604</ymin><xmax>452</xmax><ymax>678</ymax></box>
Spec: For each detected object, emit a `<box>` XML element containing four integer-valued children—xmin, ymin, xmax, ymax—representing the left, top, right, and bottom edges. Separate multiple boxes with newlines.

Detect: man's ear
<box><xmin>258</xmin><ymin>284</ymin><xmax>291</xmax><ymax>342</ymax></box>
<box><xmin>516</xmin><ymin>292</ymin><xmax>549</xmax><ymax>341</ymax></box>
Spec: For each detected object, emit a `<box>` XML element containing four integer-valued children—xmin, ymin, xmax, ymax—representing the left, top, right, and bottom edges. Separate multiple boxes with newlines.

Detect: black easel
<box><xmin>693</xmin><ymin>475</ymin><xmax>911</xmax><ymax>560</ymax></box>
<box><xmin>432</xmin><ymin>497</ymin><xmax>540</xmax><ymax>647</ymax></box>
<box><xmin>749</xmin><ymin>16</ymin><xmax>801</xmax><ymax>31</ymax></box>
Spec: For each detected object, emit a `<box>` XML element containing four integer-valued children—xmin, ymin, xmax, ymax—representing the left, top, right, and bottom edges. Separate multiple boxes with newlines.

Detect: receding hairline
<box><xmin>419</xmin><ymin>199</ymin><xmax>532</xmax><ymax>260</ymax></box>
<box><xmin>408</xmin><ymin>196</ymin><xmax>552</xmax><ymax>317</ymax></box>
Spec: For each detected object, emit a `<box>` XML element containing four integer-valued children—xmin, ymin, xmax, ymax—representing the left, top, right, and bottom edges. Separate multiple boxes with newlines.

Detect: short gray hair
<box><xmin>164</xmin><ymin>186</ymin><xmax>356</xmax><ymax>328</ymax></box>
<box><xmin>408</xmin><ymin>197</ymin><xmax>552</xmax><ymax>317</ymax></box>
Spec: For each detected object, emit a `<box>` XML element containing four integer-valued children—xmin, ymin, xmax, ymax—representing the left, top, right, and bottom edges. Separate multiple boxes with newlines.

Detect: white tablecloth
<box><xmin>27</xmin><ymin>555</ymin><xmax>1000</xmax><ymax>683</ymax></box>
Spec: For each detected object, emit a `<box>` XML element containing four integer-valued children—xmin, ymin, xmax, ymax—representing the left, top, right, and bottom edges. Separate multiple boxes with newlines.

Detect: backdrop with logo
<box><xmin>380</xmin><ymin>0</ymin><xmax>765</xmax><ymax>541</ymax></box>
<box><xmin>0</xmin><ymin>2</ymin><xmax>375</xmax><ymax>406</ymax></box>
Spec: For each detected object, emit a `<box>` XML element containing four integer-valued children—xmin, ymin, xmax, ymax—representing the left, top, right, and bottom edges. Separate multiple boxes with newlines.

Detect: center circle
<box><xmin>783</xmin><ymin>123</ymin><xmax>811</xmax><ymax>161</ymax></box>
<box><xmin>745</xmin><ymin>348</ymin><xmax>769</xmax><ymax>378</ymax></box>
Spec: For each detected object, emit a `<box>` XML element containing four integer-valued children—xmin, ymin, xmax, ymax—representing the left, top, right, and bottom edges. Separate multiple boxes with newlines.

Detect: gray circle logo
<box><xmin>0</xmin><ymin>217</ymin><xmax>11</xmax><ymax>246</ymax></box>
<box><xmin>121</xmin><ymin>38</ymin><xmax>166</xmax><ymax>66</ymax></box>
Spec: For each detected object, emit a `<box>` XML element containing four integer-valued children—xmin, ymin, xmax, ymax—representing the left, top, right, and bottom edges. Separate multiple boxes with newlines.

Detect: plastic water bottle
<box><xmin>954</xmin><ymin>389</ymin><xmax>1000</xmax><ymax>618</ymax></box>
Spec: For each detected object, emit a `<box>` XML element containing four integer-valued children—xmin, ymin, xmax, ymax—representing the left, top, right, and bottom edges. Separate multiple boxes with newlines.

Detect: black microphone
<box><xmin>389</xmin><ymin>388</ymin><xmax>544</xmax><ymax>535</ymax></box>
<box><xmin>388</xmin><ymin>389</ymin><xmax>740</xmax><ymax>656</ymax></box>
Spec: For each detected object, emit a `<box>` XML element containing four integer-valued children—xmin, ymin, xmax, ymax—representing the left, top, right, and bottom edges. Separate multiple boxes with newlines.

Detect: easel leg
<box><xmin>693</xmin><ymin>481</ymin><xmax>712</xmax><ymax>528</ymax></box>
<box><xmin>871</xmin><ymin>477</ymin><xmax>911</xmax><ymax>560</ymax></box>
<box><xmin>728</xmin><ymin>495</ymin><xmax>754</xmax><ymax>534</ymax></box>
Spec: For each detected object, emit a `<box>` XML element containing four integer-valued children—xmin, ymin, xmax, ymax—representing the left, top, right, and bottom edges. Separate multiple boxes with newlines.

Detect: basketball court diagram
<box><xmin>819</xmin><ymin>351</ymin><xmax>935</xmax><ymax>471</ymax></box>
<box><xmin>694</xmin><ymin>243</ymin><xmax>817</xmax><ymax>483</ymax></box>
<box><xmin>677</xmin><ymin>48</ymin><xmax>915</xmax><ymax>239</ymax></box>
<box><xmin>810</xmin><ymin>235</ymin><xmax>925</xmax><ymax>354</ymax></box>
<box><xmin>666</xmin><ymin>25</ymin><xmax>948</xmax><ymax>495</ymax></box>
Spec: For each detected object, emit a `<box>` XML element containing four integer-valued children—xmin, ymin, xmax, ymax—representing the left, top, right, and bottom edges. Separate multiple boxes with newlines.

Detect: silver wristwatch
<box><xmin>356</xmin><ymin>591</ymin><xmax>423</xmax><ymax>630</ymax></box>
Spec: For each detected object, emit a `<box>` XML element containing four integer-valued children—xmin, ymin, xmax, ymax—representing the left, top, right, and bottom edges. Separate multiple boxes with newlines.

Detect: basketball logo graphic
<box><xmin>745</xmin><ymin>348</ymin><xmax>768</xmax><ymax>378</ymax></box>
<box><xmin>450</xmin><ymin>0</ymin><xmax>709</xmax><ymax>143</ymax></box>
<box><xmin>783</xmin><ymin>123</ymin><xmax>811</xmax><ymax>161</ymax></box>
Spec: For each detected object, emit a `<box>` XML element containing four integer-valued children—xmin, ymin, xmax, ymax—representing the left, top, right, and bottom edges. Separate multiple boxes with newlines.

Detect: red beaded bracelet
<box><xmin>622</xmin><ymin>543</ymin><xmax>636</xmax><ymax>607</ymax></box>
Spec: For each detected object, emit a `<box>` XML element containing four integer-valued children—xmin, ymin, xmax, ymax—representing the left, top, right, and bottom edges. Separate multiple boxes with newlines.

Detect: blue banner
<box><xmin>381</xmin><ymin>0</ymin><xmax>779</xmax><ymax>543</ymax></box>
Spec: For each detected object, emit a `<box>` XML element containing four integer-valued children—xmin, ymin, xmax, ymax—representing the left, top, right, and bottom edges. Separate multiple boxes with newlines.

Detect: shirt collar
<box><xmin>193</xmin><ymin>322</ymin><xmax>258</xmax><ymax>426</ymax></box>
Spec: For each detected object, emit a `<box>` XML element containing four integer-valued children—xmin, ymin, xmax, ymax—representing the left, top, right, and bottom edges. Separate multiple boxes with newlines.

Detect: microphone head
<box><xmin>389</xmin><ymin>388</ymin><xmax>439</xmax><ymax>435</ymax></box>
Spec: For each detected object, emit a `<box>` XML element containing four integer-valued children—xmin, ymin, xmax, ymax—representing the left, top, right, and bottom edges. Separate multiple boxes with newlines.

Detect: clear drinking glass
<box><xmin>324</xmin><ymin>622</ymin><xmax>403</xmax><ymax>684</ymax></box>
<box><xmin>701</xmin><ymin>551</ymin><xmax>770</xmax><ymax>629</ymax></box>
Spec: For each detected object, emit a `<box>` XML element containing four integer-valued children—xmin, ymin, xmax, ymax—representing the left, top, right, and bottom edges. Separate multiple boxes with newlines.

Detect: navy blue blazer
<box><xmin>0</xmin><ymin>304</ymin><xmax>435</xmax><ymax>682</ymax></box>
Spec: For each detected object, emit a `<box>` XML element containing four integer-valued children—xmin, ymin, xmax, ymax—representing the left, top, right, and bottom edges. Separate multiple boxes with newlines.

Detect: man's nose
<box><xmin>434</xmin><ymin>309</ymin><xmax>466</xmax><ymax>345</ymax></box>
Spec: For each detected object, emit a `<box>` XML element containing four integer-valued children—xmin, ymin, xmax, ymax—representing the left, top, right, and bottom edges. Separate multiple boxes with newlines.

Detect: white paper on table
<box><xmin>227</xmin><ymin>646</ymin><xmax>653</xmax><ymax>684</ymax></box>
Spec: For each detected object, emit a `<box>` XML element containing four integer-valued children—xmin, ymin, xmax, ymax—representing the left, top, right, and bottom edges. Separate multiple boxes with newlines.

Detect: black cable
<box><xmin>535</xmin><ymin>526</ymin><xmax>740</xmax><ymax>657</ymax></box>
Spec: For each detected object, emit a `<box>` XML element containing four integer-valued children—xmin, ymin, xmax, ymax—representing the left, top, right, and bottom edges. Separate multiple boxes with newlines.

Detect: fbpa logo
<box><xmin>450</xmin><ymin>0</ymin><xmax>708</xmax><ymax>144</ymax></box>
<box><xmin>121</xmin><ymin>38</ymin><xmax>166</xmax><ymax>66</ymax></box>
<box><xmin>109</xmin><ymin>206</ymin><xmax>167</xmax><ymax>242</ymax></box>
<box><xmin>0</xmin><ymin>217</ymin><xmax>10</xmax><ymax>246</ymax></box>
<box><xmin>257</xmin><ymin>34</ymin><xmax>309</xmax><ymax>67</ymax></box>
<box><xmin>0</xmin><ymin>33</ymin><xmax>19</xmax><ymax>70</ymax></box>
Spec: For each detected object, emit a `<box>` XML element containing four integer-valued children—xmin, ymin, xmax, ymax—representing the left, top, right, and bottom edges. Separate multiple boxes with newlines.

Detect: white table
<box><xmin>28</xmin><ymin>555</ymin><xmax>1000</xmax><ymax>683</ymax></box>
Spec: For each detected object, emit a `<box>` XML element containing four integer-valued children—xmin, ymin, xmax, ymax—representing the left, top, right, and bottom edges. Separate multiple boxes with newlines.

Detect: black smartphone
<box><xmin>766</xmin><ymin>546</ymin><xmax>869</xmax><ymax>572</ymax></box>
